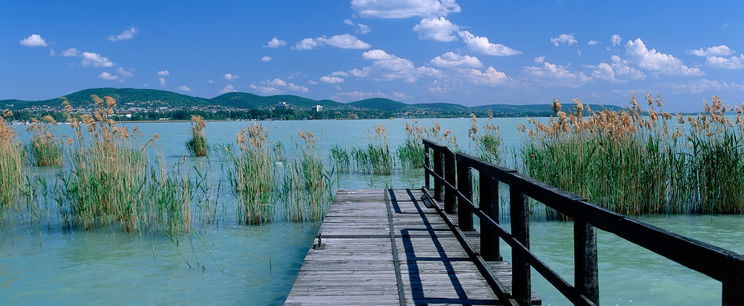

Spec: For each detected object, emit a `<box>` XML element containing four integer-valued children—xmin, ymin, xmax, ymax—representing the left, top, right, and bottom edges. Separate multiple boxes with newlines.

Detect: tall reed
<box><xmin>469</xmin><ymin>112</ymin><xmax>502</xmax><ymax>164</ymax></box>
<box><xmin>227</xmin><ymin>122</ymin><xmax>276</xmax><ymax>224</ymax></box>
<box><xmin>398</xmin><ymin>121</ymin><xmax>426</xmax><ymax>171</ymax></box>
<box><xmin>521</xmin><ymin>96</ymin><xmax>744</xmax><ymax>219</ymax></box>
<box><xmin>352</xmin><ymin>125</ymin><xmax>394</xmax><ymax>175</ymax></box>
<box><xmin>27</xmin><ymin>115</ymin><xmax>63</xmax><ymax>167</ymax></box>
<box><xmin>0</xmin><ymin>110</ymin><xmax>25</xmax><ymax>210</ymax></box>
<box><xmin>330</xmin><ymin>145</ymin><xmax>351</xmax><ymax>173</ymax></box>
<box><xmin>282</xmin><ymin>130</ymin><xmax>334</xmax><ymax>222</ymax></box>
<box><xmin>186</xmin><ymin>115</ymin><xmax>208</xmax><ymax>157</ymax></box>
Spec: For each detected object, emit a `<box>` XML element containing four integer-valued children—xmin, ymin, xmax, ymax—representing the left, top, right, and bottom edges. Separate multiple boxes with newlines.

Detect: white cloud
<box><xmin>293</xmin><ymin>34</ymin><xmax>371</xmax><ymax>50</ymax></box>
<box><xmin>413</xmin><ymin>17</ymin><xmax>458</xmax><ymax>42</ymax></box>
<box><xmin>224</xmin><ymin>73</ymin><xmax>239</xmax><ymax>80</ymax></box>
<box><xmin>430</xmin><ymin>52</ymin><xmax>482</xmax><ymax>68</ymax></box>
<box><xmin>220</xmin><ymin>84</ymin><xmax>237</xmax><ymax>94</ymax></box>
<box><xmin>458</xmin><ymin>31</ymin><xmax>520</xmax><ymax>56</ymax></box>
<box><xmin>61</xmin><ymin>48</ymin><xmax>80</xmax><ymax>57</ymax></box>
<box><xmin>625</xmin><ymin>38</ymin><xmax>704</xmax><ymax>76</ymax></box>
<box><xmin>157</xmin><ymin>70</ymin><xmax>170</xmax><ymax>76</ymax></box>
<box><xmin>331</xmin><ymin>71</ymin><xmax>350</xmax><ymax>77</ymax></box>
<box><xmin>689</xmin><ymin>45</ymin><xmax>734</xmax><ymax>57</ymax></box>
<box><xmin>19</xmin><ymin>34</ymin><xmax>48</xmax><ymax>47</ymax></box>
<box><xmin>81</xmin><ymin>52</ymin><xmax>114</xmax><ymax>67</ymax></box>
<box><xmin>319</xmin><ymin>76</ymin><xmax>345</xmax><ymax>84</ymax></box>
<box><xmin>116</xmin><ymin>67</ymin><xmax>134</xmax><ymax>78</ymax></box>
<box><xmin>524</xmin><ymin>59</ymin><xmax>590</xmax><ymax>87</ymax></box>
<box><xmin>660</xmin><ymin>79</ymin><xmax>744</xmax><ymax>94</ymax></box>
<box><xmin>159</xmin><ymin>77</ymin><xmax>166</xmax><ymax>87</ymax></box>
<box><xmin>208</xmin><ymin>80</ymin><xmax>215</xmax><ymax>84</ymax></box>
<box><xmin>98</xmin><ymin>72</ymin><xmax>118</xmax><ymax>81</ymax></box>
<box><xmin>108</xmin><ymin>27</ymin><xmax>138</xmax><ymax>42</ymax></box>
<box><xmin>261</xmin><ymin>56</ymin><xmax>272</xmax><ymax>62</ymax></box>
<box><xmin>550</xmin><ymin>34</ymin><xmax>577</xmax><ymax>47</ymax></box>
<box><xmin>350</xmin><ymin>49</ymin><xmax>442</xmax><ymax>82</ymax></box>
<box><xmin>252</xmin><ymin>78</ymin><xmax>309</xmax><ymax>93</ymax></box>
<box><xmin>332</xmin><ymin>91</ymin><xmax>388</xmax><ymax>102</ymax></box>
<box><xmin>706</xmin><ymin>54</ymin><xmax>744</xmax><ymax>70</ymax></box>
<box><xmin>464</xmin><ymin>66</ymin><xmax>508</xmax><ymax>86</ymax></box>
<box><xmin>265</xmin><ymin>37</ymin><xmax>287</xmax><ymax>48</ymax></box>
<box><xmin>344</xmin><ymin>19</ymin><xmax>372</xmax><ymax>34</ymax></box>
<box><xmin>611</xmin><ymin>34</ymin><xmax>622</xmax><ymax>46</ymax></box>
<box><xmin>591</xmin><ymin>55</ymin><xmax>646</xmax><ymax>83</ymax></box>
<box><xmin>587</xmin><ymin>40</ymin><xmax>599</xmax><ymax>46</ymax></box>
<box><xmin>177</xmin><ymin>85</ymin><xmax>192</xmax><ymax>92</ymax></box>
<box><xmin>351</xmin><ymin>0</ymin><xmax>461</xmax><ymax>19</ymax></box>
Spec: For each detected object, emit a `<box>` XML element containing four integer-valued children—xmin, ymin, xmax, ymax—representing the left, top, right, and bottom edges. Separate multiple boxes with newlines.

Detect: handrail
<box><xmin>422</xmin><ymin>138</ymin><xmax>744</xmax><ymax>306</ymax></box>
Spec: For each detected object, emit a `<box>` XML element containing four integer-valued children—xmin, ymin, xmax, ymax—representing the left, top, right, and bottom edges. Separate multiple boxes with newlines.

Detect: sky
<box><xmin>1</xmin><ymin>0</ymin><xmax>743</xmax><ymax>111</ymax></box>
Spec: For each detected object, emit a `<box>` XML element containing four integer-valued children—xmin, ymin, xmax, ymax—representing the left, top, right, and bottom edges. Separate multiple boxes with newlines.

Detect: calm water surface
<box><xmin>0</xmin><ymin>118</ymin><xmax>741</xmax><ymax>305</ymax></box>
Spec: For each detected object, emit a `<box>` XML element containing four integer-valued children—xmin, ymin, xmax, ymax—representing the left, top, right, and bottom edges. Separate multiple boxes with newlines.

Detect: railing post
<box><xmin>510</xmin><ymin>185</ymin><xmax>531</xmax><ymax>305</ymax></box>
<box><xmin>574</xmin><ymin>220</ymin><xmax>599</xmax><ymax>305</ymax></box>
<box><xmin>479</xmin><ymin>172</ymin><xmax>501</xmax><ymax>261</ymax></box>
<box><xmin>444</xmin><ymin>151</ymin><xmax>456</xmax><ymax>214</ymax></box>
<box><xmin>433</xmin><ymin>150</ymin><xmax>443</xmax><ymax>201</ymax></box>
<box><xmin>723</xmin><ymin>278</ymin><xmax>744</xmax><ymax>306</ymax></box>
<box><xmin>456</xmin><ymin>160</ymin><xmax>474</xmax><ymax>231</ymax></box>
<box><xmin>424</xmin><ymin>146</ymin><xmax>430</xmax><ymax>190</ymax></box>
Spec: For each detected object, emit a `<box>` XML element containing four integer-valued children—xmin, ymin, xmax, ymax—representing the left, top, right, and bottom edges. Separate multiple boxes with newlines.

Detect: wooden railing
<box><xmin>422</xmin><ymin>139</ymin><xmax>744</xmax><ymax>306</ymax></box>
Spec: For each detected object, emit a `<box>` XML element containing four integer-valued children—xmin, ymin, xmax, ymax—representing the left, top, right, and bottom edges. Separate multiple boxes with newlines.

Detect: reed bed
<box><xmin>521</xmin><ymin>96</ymin><xmax>744</xmax><ymax>219</ymax></box>
<box><xmin>398</xmin><ymin>121</ymin><xmax>426</xmax><ymax>171</ymax></box>
<box><xmin>27</xmin><ymin>115</ymin><xmax>63</xmax><ymax>167</ymax></box>
<box><xmin>330</xmin><ymin>144</ymin><xmax>351</xmax><ymax>173</ymax></box>
<box><xmin>281</xmin><ymin>130</ymin><xmax>334</xmax><ymax>222</ymax></box>
<box><xmin>0</xmin><ymin>110</ymin><xmax>26</xmax><ymax>210</ymax></box>
<box><xmin>56</xmin><ymin>96</ymin><xmax>192</xmax><ymax>234</ymax></box>
<box><xmin>352</xmin><ymin>125</ymin><xmax>394</xmax><ymax>175</ymax></box>
<box><xmin>228</xmin><ymin>122</ymin><xmax>276</xmax><ymax>224</ymax></box>
<box><xmin>186</xmin><ymin>115</ymin><xmax>208</xmax><ymax>157</ymax></box>
<box><xmin>469</xmin><ymin>112</ymin><xmax>502</xmax><ymax>164</ymax></box>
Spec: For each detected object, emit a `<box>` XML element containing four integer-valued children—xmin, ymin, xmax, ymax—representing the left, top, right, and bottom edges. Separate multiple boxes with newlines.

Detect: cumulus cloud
<box><xmin>332</xmin><ymin>91</ymin><xmax>389</xmax><ymax>102</ymax></box>
<box><xmin>611</xmin><ymin>34</ymin><xmax>622</xmax><ymax>46</ymax></box>
<box><xmin>177</xmin><ymin>85</ymin><xmax>192</xmax><ymax>92</ymax></box>
<box><xmin>430</xmin><ymin>52</ymin><xmax>482</xmax><ymax>68</ymax></box>
<box><xmin>351</xmin><ymin>0</ymin><xmax>461</xmax><ymax>19</ymax></box>
<box><xmin>19</xmin><ymin>34</ymin><xmax>48</xmax><ymax>47</ymax></box>
<box><xmin>250</xmin><ymin>78</ymin><xmax>309</xmax><ymax>94</ymax></box>
<box><xmin>344</xmin><ymin>19</ymin><xmax>372</xmax><ymax>34</ymax></box>
<box><xmin>332</xmin><ymin>71</ymin><xmax>350</xmax><ymax>77</ymax></box>
<box><xmin>261</xmin><ymin>56</ymin><xmax>272</xmax><ymax>62</ymax></box>
<box><xmin>458</xmin><ymin>31</ymin><xmax>520</xmax><ymax>56</ymax></box>
<box><xmin>157</xmin><ymin>70</ymin><xmax>170</xmax><ymax>76</ymax></box>
<box><xmin>625</xmin><ymin>38</ymin><xmax>703</xmax><ymax>76</ymax></box>
<box><xmin>219</xmin><ymin>84</ymin><xmax>237</xmax><ymax>94</ymax></box>
<box><xmin>98</xmin><ymin>72</ymin><xmax>118</xmax><ymax>81</ymax></box>
<box><xmin>293</xmin><ymin>34</ymin><xmax>371</xmax><ymax>50</ymax></box>
<box><xmin>159</xmin><ymin>77</ymin><xmax>167</xmax><ymax>87</ymax></box>
<box><xmin>81</xmin><ymin>52</ymin><xmax>114</xmax><ymax>67</ymax></box>
<box><xmin>319</xmin><ymin>76</ymin><xmax>344</xmax><ymax>84</ymax></box>
<box><xmin>587</xmin><ymin>40</ymin><xmax>599</xmax><ymax>46</ymax></box>
<box><xmin>413</xmin><ymin>17</ymin><xmax>458</xmax><ymax>42</ymax></box>
<box><xmin>61</xmin><ymin>48</ymin><xmax>80</xmax><ymax>57</ymax></box>
<box><xmin>524</xmin><ymin>58</ymin><xmax>590</xmax><ymax>87</ymax></box>
<box><xmin>108</xmin><ymin>27</ymin><xmax>138</xmax><ymax>42</ymax></box>
<box><xmin>590</xmin><ymin>55</ymin><xmax>646</xmax><ymax>83</ymax></box>
<box><xmin>659</xmin><ymin>79</ymin><xmax>744</xmax><ymax>94</ymax></box>
<box><xmin>550</xmin><ymin>34</ymin><xmax>577</xmax><ymax>47</ymax></box>
<box><xmin>224</xmin><ymin>73</ymin><xmax>239</xmax><ymax>80</ymax></box>
<box><xmin>116</xmin><ymin>67</ymin><xmax>134</xmax><ymax>78</ymax></box>
<box><xmin>689</xmin><ymin>45</ymin><xmax>734</xmax><ymax>57</ymax></box>
<box><xmin>265</xmin><ymin>37</ymin><xmax>287</xmax><ymax>48</ymax></box>
<box><xmin>348</xmin><ymin>49</ymin><xmax>442</xmax><ymax>82</ymax></box>
<box><xmin>464</xmin><ymin>66</ymin><xmax>508</xmax><ymax>86</ymax></box>
<box><xmin>706</xmin><ymin>54</ymin><xmax>744</xmax><ymax>70</ymax></box>
<box><xmin>249</xmin><ymin>85</ymin><xmax>279</xmax><ymax>95</ymax></box>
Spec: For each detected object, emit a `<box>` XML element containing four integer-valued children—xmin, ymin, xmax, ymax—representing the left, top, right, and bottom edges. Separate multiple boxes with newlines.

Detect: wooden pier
<box><xmin>285</xmin><ymin>139</ymin><xmax>744</xmax><ymax>305</ymax></box>
<box><xmin>285</xmin><ymin>189</ymin><xmax>540</xmax><ymax>305</ymax></box>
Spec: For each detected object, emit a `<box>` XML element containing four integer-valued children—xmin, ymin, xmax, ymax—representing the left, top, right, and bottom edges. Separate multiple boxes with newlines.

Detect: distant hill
<box><xmin>0</xmin><ymin>87</ymin><xmax>624</xmax><ymax>117</ymax></box>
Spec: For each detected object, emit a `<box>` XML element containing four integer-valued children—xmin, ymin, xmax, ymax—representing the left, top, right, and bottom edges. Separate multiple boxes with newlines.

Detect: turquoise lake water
<box><xmin>0</xmin><ymin>118</ymin><xmax>741</xmax><ymax>305</ymax></box>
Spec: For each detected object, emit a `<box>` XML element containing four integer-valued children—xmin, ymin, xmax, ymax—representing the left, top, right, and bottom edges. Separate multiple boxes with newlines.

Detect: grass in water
<box><xmin>352</xmin><ymin>125</ymin><xmax>394</xmax><ymax>175</ymax></box>
<box><xmin>186</xmin><ymin>115</ymin><xmax>208</xmax><ymax>157</ymax></box>
<box><xmin>282</xmin><ymin>130</ymin><xmax>334</xmax><ymax>222</ymax></box>
<box><xmin>330</xmin><ymin>145</ymin><xmax>351</xmax><ymax>173</ymax></box>
<box><xmin>398</xmin><ymin>121</ymin><xmax>426</xmax><ymax>171</ymax></box>
<box><xmin>0</xmin><ymin>110</ymin><xmax>25</xmax><ymax>211</ymax></box>
<box><xmin>521</xmin><ymin>96</ymin><xmax>744</xmax><ymax>219</ymax></box>
<box><xmin>27</xmin><ymin>115</ymin><xmax>64</xmax><ymax>167</ymax></box>
<box><xmin>228</xmin><ymin>122</ymin><xmax>276</xmax><ymax>224</ymax></box>
<box><xmin>469</xmin><ymin>112</ymin><xmax>502</xmax><ymax>164</ymax></box>
<box><xmin>56</xmin><ymin>95</ymin><xmax>192</xmax><ymax>234</ymax></box>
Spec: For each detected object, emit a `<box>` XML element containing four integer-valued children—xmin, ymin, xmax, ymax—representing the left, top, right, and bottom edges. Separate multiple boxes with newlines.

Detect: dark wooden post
<box><xmin>444</xmin><ymin>151</ymin><xmax>457</xmax><ymax>214</ymax></box>
<box><xmin>433</xmin><ymin>150</ymin><xmax>443</xmax><ymax>201</ymax></box>
<box><xmin>574</xmin><ymin>220</ymin><xmax>599</xmax><ymax>304</ymax></box>
<box><xmin>723</xmin><ymin>278</ymin><xmax>744</xmax><ymax>306</ymax></box>
<box><xmin>424</xmin><ymin>146</ymin><xmax>430</xmax><ymax>190</ymax></box>
<box><xmin>479</xmin><ymin>172</ymin><xmax>501</xmax><ymax>261</ymax></box>
<box><xmin>456</xmin><ymin>160</ymin><xmax>474</xmax><ymax>231</ymax></box>
<box><xmin>510</xmin><ymin>185</ymin><xmax>531</xmax><ymax>305</ymax></box>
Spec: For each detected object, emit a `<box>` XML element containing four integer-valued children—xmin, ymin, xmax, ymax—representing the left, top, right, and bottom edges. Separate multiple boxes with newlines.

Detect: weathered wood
<box><xmin>285</xmin><ymin>189</ymin><xmax>540</xmax><ymax>305</ymax></box>
<box><xmin>510</xmin><ymin>185</ymin><xmax>531</xmax><ymax>305</ymax></box>
<box><xmin>574</xmin><ymin>220</ymin><xmax>599</xmax><ymax>305</ymax></box>
<box><xmin>723</xmin><ymin>278</ymin><xmax>744</xmax><ymax>306</ymax></box>
<box><xmin>433</xmin><ymin>152</ymin><xmax>443</xmax><ymax>201</ymax></box>
<box><xmin>479</xmin><ymin>172</ymin><xmax>501</xmax><ymax>261</ymax></box>
<box><xmin>444</xmin><ymin>151</ymin><xmax>457</xmax><ymax>214</ymax></box>
<box><xmin>424</xmin><ymin>148</ymin><xmax>430</xmax><ymax>190</ymax></box>
<box><xmin>456</xmin><ymin>162</ymin><xmax>474</xmax><ymax>231</ymax></box>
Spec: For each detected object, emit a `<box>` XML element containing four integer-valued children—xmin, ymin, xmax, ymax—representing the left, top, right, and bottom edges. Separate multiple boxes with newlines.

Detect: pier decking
<box><xmin>284</xmin><ymin>189</ymin><xmax>540</xmax><ymax>305</ymax></box>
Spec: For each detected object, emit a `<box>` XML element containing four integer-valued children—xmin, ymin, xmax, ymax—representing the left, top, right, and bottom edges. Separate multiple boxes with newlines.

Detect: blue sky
<box><xmin>1</xmin><ymin>0</ymin><xmax>743</xmax><ymax>111</ymax></box>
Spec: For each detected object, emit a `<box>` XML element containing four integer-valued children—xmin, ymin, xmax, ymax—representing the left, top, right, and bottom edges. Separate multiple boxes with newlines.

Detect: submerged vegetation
<box><xmin>522</xmin><ymin>96</ymin><xmax>744</xmax><ymax>219</ymax></box>
<box><xmin>186</xmin><ymin>115</ymin><xmax>208</xmax><ymax>157</ymax></box>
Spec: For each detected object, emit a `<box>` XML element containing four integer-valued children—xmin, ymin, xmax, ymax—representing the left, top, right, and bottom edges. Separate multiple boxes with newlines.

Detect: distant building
<box><xmin>275</xmin><ymin>101</ymin><xmax>289</xmax><ymax>109</ymax></box>
<box><xmin>314</xmin><ymin>105</ymin><xmax>323</xmax><ymax>112</ymax></box>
